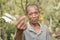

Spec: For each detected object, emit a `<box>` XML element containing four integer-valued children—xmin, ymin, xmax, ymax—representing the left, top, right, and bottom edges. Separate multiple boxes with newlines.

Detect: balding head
<box><xmin>25</xmin><ymin>4</ymin><xmax>40</xmax><ymax>14</ymax></box>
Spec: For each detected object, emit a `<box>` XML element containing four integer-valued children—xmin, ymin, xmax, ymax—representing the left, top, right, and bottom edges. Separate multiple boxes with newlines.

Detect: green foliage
<box><xmin>0</xmin><ymin>0</ymin><xmax>60</xmax><ymax>40</ymax></box>
<box><xmin>0</xmin><ymin>18</ymin><xmax>15</xmax><ymax>40</ymax></box>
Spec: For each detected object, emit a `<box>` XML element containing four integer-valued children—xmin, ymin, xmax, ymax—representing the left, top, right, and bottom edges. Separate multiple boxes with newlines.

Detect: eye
<box><xmin>34</xmin><ymin>12</ymin><xmax>39</xmax><ymax>14</ymax></box>
<box><xmin>28</xmin><ymin>12</ymin><xmax>32</xmax><ymax>15</ymax></box>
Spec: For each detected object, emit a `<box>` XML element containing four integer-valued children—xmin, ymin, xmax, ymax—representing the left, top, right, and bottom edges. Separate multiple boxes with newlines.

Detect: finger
<box><xmin>22</xmin><ymin>25</ymin><xmax>27</xmax><ymax>30</ymax></box>
<box><xmin>16</xmin><ymin>17</ymin><xmax>25</xmax><ymax>27</ymax></box>
<box><xmin>16</xmin><ymin>16</ymin><xmax>26</xmax><ymax>26</ymax></box>
<box><xmin>20</xmin><ymin>24</ymin><xmax>27</xmax><ymax>30</ymax></box>
<box><xmin>17</xmin><ymin>20</ymin><xmax>25</xmax><ymax>29</ymax></box>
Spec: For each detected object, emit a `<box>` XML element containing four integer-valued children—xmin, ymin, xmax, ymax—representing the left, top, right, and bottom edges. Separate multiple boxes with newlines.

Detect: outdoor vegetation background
<box><xmin>0</xmin><ymin>0</ymin><xmax>60</xmax><ymax>40</ymax></box>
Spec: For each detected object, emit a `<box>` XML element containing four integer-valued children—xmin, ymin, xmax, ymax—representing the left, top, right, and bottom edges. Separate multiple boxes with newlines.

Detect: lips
<box><xmin>32</xmin><ymin>18</ymin><xmax>38</xmax><ymax>20</ymax></box>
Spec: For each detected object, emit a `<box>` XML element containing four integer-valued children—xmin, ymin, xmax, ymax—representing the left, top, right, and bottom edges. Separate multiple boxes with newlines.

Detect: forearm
<box><xmin>14</xmin><ymin>29</ymin><xmax>23</xmax><ymax>40</ymax></box>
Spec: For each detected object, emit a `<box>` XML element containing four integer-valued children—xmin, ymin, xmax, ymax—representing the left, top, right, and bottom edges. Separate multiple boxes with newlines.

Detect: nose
<box><xmin>32</xmin><ymin>14</ymin><xmax>36</xmax><ymax>18</ymax></box>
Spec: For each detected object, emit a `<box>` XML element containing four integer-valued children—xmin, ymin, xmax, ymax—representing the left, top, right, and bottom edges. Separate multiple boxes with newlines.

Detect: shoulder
<box><xmin>40</xmin><ymin>23</ymin><xmax>48</xmax><ymax>29</ymax></box>
<box><xmin>40</xmin><ymin>23</ymin><xmax>49</xmax><ymax>31</ymax></box>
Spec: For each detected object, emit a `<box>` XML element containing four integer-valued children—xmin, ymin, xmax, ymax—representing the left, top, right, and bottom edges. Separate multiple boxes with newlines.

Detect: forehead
<box><xmin>27</xmin><ymin>6</ymin><xmax>38</xmax><ymax>12</ymax></box>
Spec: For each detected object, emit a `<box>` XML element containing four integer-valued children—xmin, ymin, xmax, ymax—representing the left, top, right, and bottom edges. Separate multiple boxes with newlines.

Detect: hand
<box><xmin>15</xmin><ymin>15</ymin><xmax>27</xmax><ymax>31</ymax></box>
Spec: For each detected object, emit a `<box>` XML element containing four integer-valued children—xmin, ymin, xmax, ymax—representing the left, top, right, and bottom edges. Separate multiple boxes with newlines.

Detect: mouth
<box><xmin>32</xmin><ymin>18</ymin><xmax>38</xmax><ymax>21</ymax></box>
<box><xmin>31</xmin><ymin>18</ymin><xmax>38</xmax><ymax>22</ymax></box>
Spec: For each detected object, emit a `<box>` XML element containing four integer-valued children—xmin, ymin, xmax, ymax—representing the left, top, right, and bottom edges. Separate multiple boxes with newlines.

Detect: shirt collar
<box><xmin>27</xmin><ymin>22</ymin><xmax>43</xmax><ymax>34</ymax></box>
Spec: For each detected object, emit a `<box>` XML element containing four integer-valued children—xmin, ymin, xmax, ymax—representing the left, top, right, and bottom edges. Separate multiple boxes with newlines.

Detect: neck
<box><xmin>29</xmin><ymin>21</ymin><xmax>40</xmax><ymax>33</ymax></box>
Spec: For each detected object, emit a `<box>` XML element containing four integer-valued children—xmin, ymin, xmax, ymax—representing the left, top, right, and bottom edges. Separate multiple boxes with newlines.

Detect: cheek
<box><xmin>28</xmin><ymin>16</ymin><xmax>32</xmax><ymax>19</ymax></box>
<box><xmin>36</xmin><ymin>14</ymin><xmax>39</xmax><ymax>18</ymax></box>
<box><xmin>26</xmin><ymin>15</ymin><xmax>31</xmax><ymax>19</ymax></box>
<box><xmin>26</xmin><ymin>13</ymin><xmax>40</xmax><ymax>20</ymax></box>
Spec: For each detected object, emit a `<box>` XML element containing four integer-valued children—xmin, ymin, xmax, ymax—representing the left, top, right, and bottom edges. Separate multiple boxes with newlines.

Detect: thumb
<box><xmin>15</xmin><ymin>15</ymin><xmax>20</xmax><ymax>21</ymax></box>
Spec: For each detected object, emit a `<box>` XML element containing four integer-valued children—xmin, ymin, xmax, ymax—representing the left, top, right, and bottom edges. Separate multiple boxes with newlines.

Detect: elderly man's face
<box><xmin>26</xmin><ymin>6</ymin><xmax>40</xmax><ymax>24</ymax></box>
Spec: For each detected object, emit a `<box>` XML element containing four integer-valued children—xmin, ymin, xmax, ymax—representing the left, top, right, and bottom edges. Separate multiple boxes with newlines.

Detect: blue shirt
<box><xmin>22</xmin><ymin>22</ymin><xmax>50</xmax><ymax>40</ymax></box>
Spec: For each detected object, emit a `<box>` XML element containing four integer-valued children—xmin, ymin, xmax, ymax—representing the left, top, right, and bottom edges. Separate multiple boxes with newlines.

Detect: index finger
<box><xmin>16</xmin><ymin>16</ymin><xmax>26</xmax><ymax>26</ymax></box>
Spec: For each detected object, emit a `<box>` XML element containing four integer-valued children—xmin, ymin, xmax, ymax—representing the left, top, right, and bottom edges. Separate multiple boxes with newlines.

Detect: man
<box><xmin>15</xmin><ymin>4</ymin><xmax>50</xmax><ymax>40</ymax></box>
